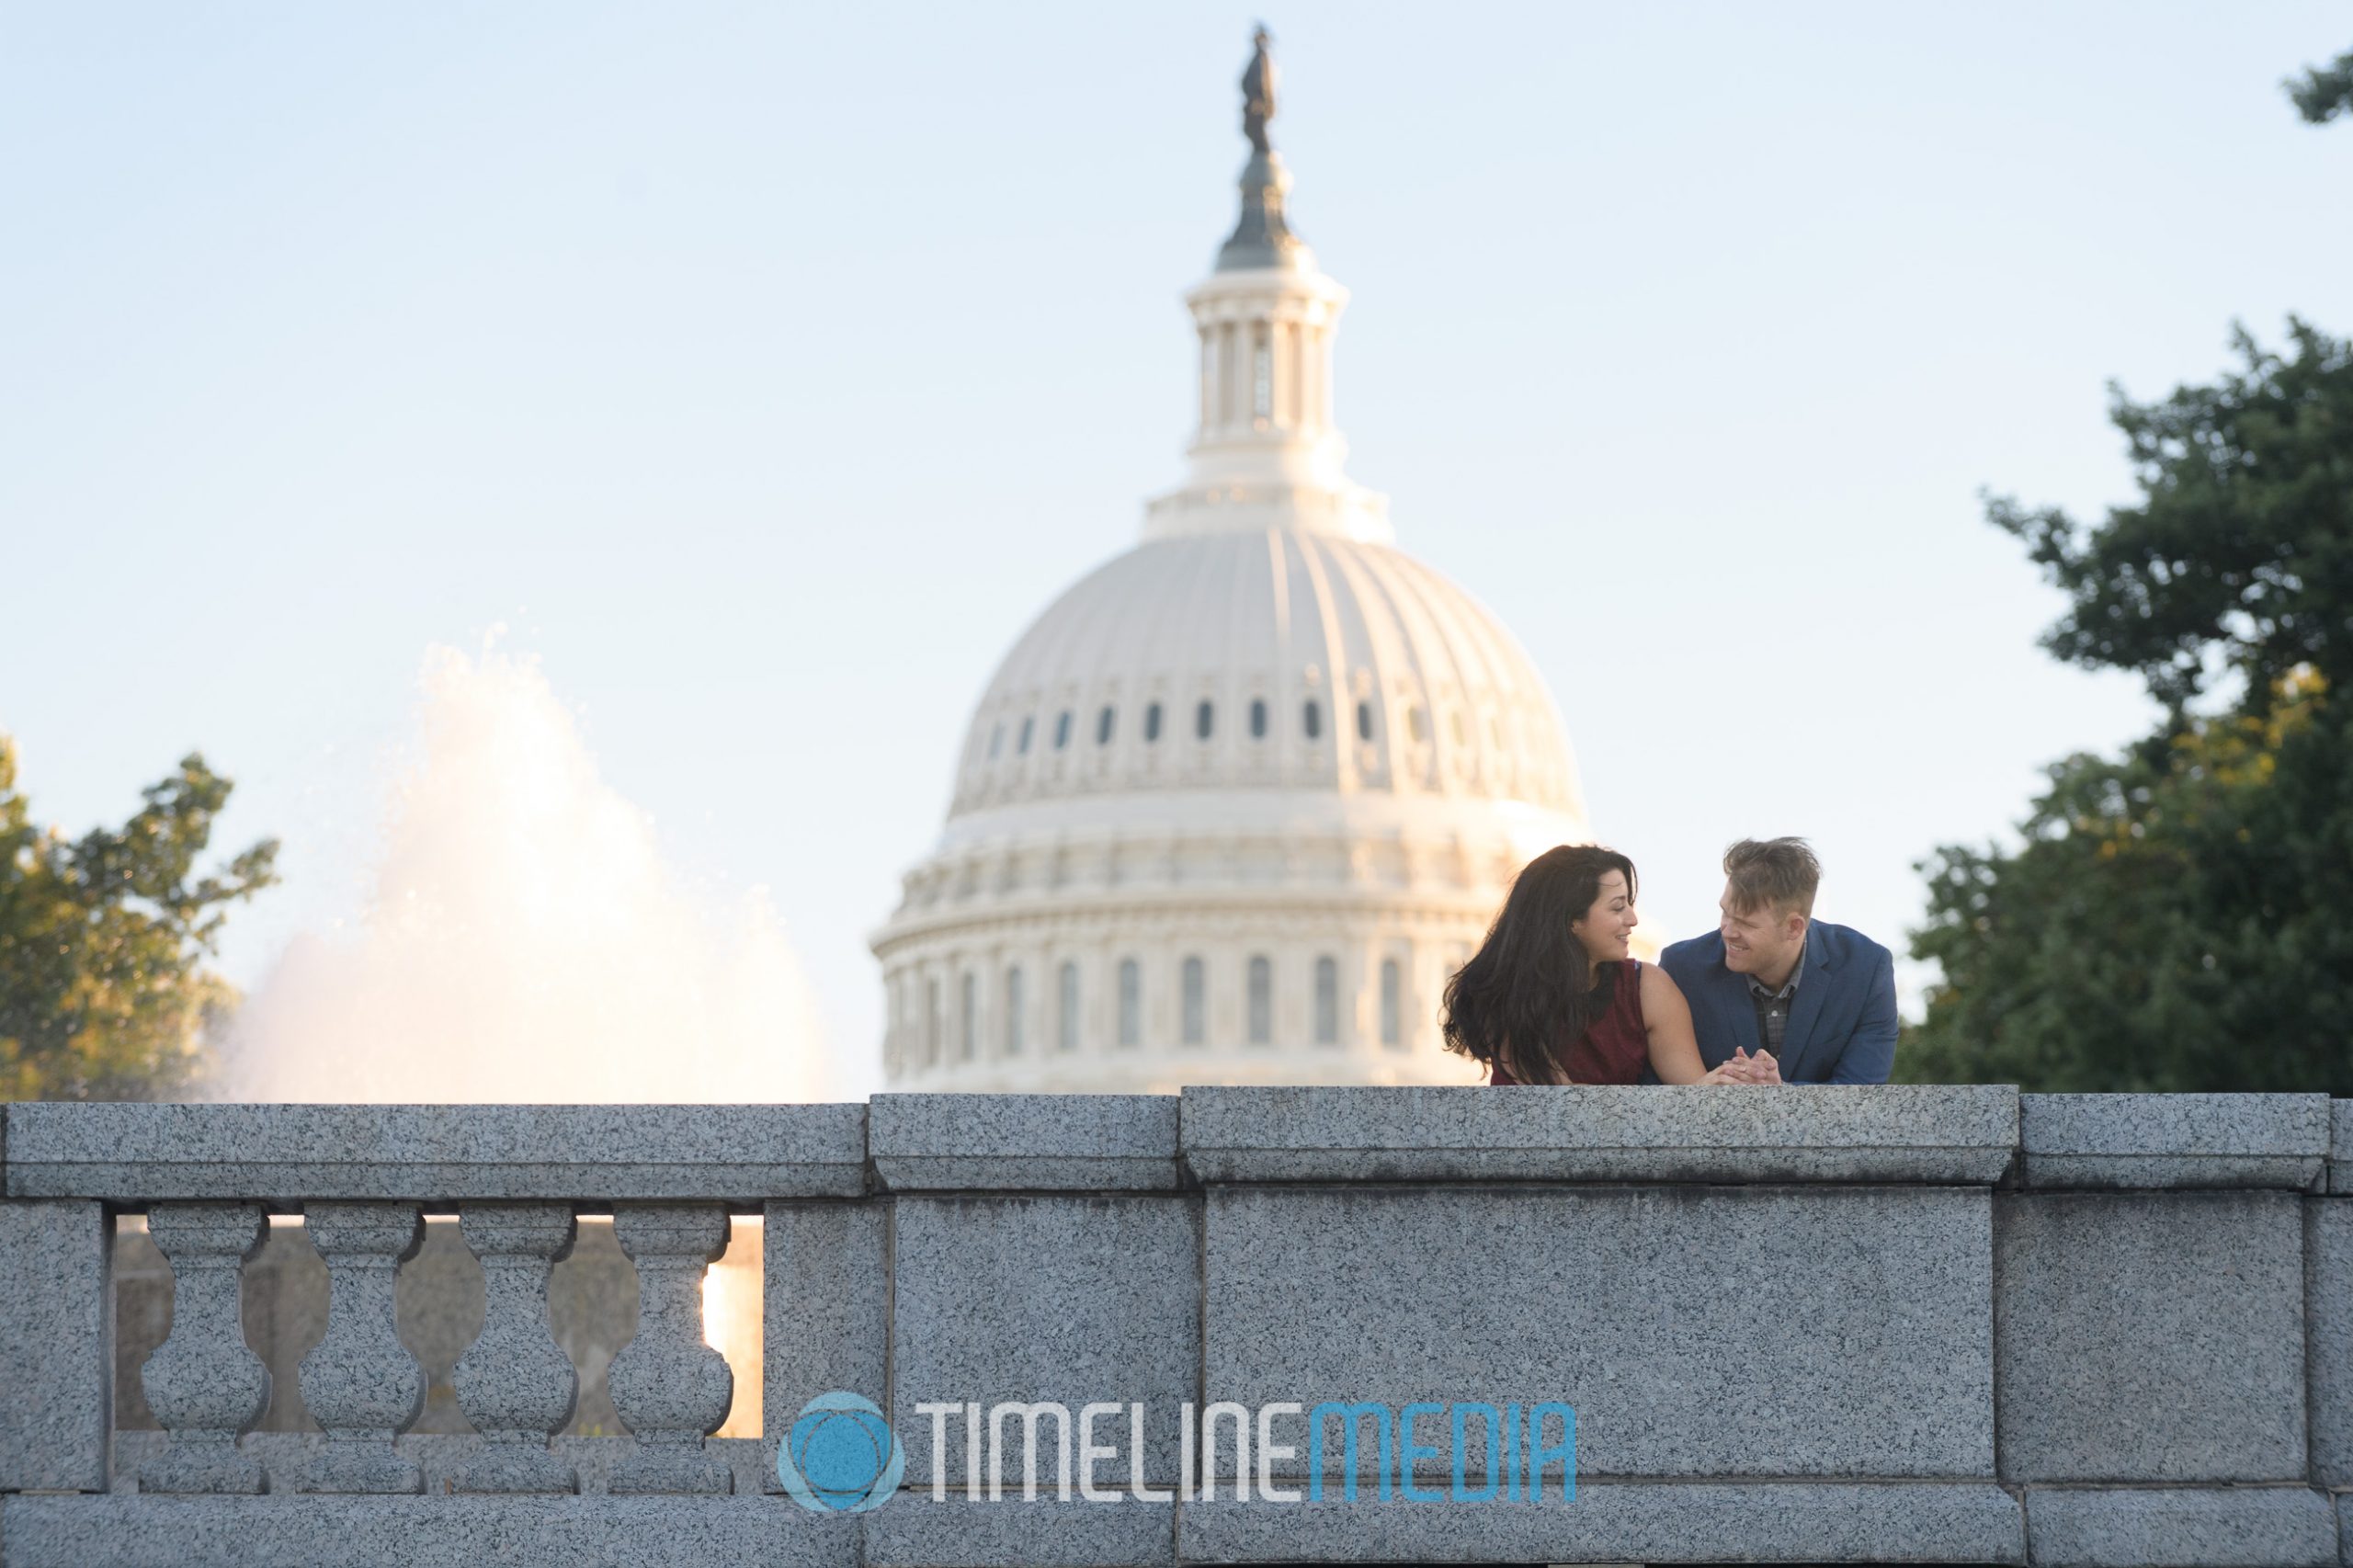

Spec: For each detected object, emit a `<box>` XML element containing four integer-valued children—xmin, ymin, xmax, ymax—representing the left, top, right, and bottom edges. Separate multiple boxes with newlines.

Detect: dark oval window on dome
<box><xmin>1249</xmin><ymin>699</ymin><xmax>1267</xmax><ymax>739</ymax></box>
<box><xmin>1144</xmin><ymin>702</ymin><xmax>1163</xmax><ymax>743</ymax></box>
<box><xmin>1196</xmin><ymin>700</ymin><xmax>1214</xmax><ymax>740</ymax></box>
<box><xmin>1357</xmin><ymin>700</ymin><xmax>1374</xmax><ymax>742</ymax></box>
<box><xmin>1406</xmin><ymin>706</ymin><xmax>1427</xmax><ymax>744</ymax></box>
<box><xmin>1018</xmin><ymin>716</ymin><xmax>1035</xmax><ymax>755</ymax></box>
<box><xmin>988</xmin><ymin>723</ymin><xmax>1004</xmax><ymax>759</ymax></box>
<box><xmin>1302</xmin><ymin>699</ymin><xmax>1322</xmax><ymax>740</ymax></box>
<box><xmin>1096</xmin><ymin>706</ymin><xmax>1115</xmax><ymax>745</ymax></box>
<box><xmin>1053</xmin><ymin>710</ymin><xmax>1072</xmax><ymax>750</ymax></box>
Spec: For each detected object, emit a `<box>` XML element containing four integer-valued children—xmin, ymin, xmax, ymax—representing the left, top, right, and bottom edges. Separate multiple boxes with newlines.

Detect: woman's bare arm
<box><xmin>1641</xmin><ymin>962</ymin><xmax>1742</xmax><ymax>1085</ymax></box>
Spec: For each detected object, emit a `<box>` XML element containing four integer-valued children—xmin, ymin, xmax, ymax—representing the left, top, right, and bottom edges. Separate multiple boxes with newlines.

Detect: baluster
<box><xmin>139</xmin><ymin>1202</ymin><xmax>270</xmax><ymax>1494</ymax></box>
<box><xmin>297</xmin><ymin>1201</ymin><xmax>426</xmax><ymax>1494</ymax></box>
<box><xmin>452</xmin><ymin>1201</ymin><xmax>579</xmax><ymax>1494</ymax></box>
<box><xmin>607</xmin><ymin>1202</ymin><xmax>734</xmax><ymax>1494</ymax></box>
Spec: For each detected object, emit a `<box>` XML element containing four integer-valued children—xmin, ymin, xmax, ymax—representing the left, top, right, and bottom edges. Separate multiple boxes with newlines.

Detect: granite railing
<box><xmin>1</xmin><ymin>1087</ymin><xmax>2348</xmax><ymax>1567</ymax></box>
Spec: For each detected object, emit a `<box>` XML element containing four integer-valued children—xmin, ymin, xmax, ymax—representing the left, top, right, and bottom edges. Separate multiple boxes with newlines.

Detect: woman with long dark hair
<box><xmin>1443</xmin><ymin>845</ymin><xmax>1738</xmax><ymax>1086</ymax></box>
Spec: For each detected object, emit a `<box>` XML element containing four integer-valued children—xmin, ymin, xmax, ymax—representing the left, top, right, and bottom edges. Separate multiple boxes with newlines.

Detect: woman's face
<box><xmin>1570</xmin><ymin>869</ymin><xmax>1638</xmax><ymax>964</ymax></box>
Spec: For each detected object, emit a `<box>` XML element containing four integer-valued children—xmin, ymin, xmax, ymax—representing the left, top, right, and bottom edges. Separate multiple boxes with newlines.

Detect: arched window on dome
<box><xmin>1196</xmin><ymin>700</ymin><xmax>1214</xmax><ymax>741</ymax></box>
<box><xmin>1018</xmin><ymin>717</ymin><xmax>1035</xmax><ymax>755</ymax></box>
<box><xmin>1197</xmin><ymin>325</ymin><xmax>1213</xmax><ymax>429</ymax></box>
<box><xmin>1180</xmin><ymin>957</ymin><xmax>1206</xmax><ymax>1046</ymax></box>
<box><xmin>1449</xmin><ymin>710</ymin><xmax>1467</xmax><ymax>748</ymax></box>
<box><xmin>1357</xmin><ymin>701</ymin><xmax>1375</xmax><ymax>743</ymax></box>
<box><xmin>1053</xmin><ymin>710</ymin><xmax>1073</xmax><ymax>750</ymax></box>
<box><xmin>1313</xmin><ymin>956</ymin><xmax>1339</xmax><ymax>1045</ymax></box>
<box><xmin>925</xmin><ymin>977</ymin><xmax>941</xmax><ymax>1068</ymax></box>
<box><xmin>1302</xmin><ymin>699</ymin><xmax>1322</xmax><ymax>741</ymax></box>
<box><xmin>1215</xmin><ymin>322</ymin><xmax>1237</xmax><ymax>424</ymax></box>
<box><xmin>1406</xmin><ymin>707</ymin><xmax>1427</xmax><ymax>744</ymax></box>
<box><xmin>1097</xmin><ymin>706</ymin><xmax>1115</xmax><ymax>745</ymax></box>
<box><xmin>1282</xmin><ymin>320</ymin><xmax>1303</xmax><ymax>427</ymax></box>
<box><xmin>1003</xmin><ymin>965</ymin><xmax>1025</xmax><ymax>1055</ymax></box>
<box><xmin>1246</xmin><ymin>955</ymin><xmax>1273</xmax><ymax>1045</ymax></box>
<box><xmin>960</xmin><ymin>972</ymin><xmax>976</xmax><ymax>1062</ymax></box>
<box><xmin>988</xmin><ymin>724</ymin><xmax>1004</xmax><ymax>760</ymax></box>
<box><xmin>1117</xmin><ymin>959</ymin><xmax>1141</xmax><ymax>1048</ymax></box>
<box><xmin>1249</xmin><ymin>699</ymin><xmax>1267</xmax><ymax>739</ymax></box>
<box><xmin>1250</xmin><ymin>323</ymin><xmax>1272</xmax><ymax>426</ymax></box>
<box><xmin>1379</xmin><ymin>959</ymin><xmax>1403</xmax><ymax>1049</ymax></box>
<box><xmin>1144</xmin><ymin>702</ymin><xmax>1164</xmax><ymax>743</ymax></box>
<box><xmin>1057</xmin><ymin>961</ymin><xmax>1079</xmax><ymax>1053</ymax></box>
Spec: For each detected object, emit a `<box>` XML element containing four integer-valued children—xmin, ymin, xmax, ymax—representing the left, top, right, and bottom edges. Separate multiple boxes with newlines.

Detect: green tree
<box><xmin>0</xmin><ymin>738</ymin><xmax>278</xmax><ymax>1100</ymax></box>
<box><xmin>1904</xmin><ymin>322</ymin><xmax>2353</xmax><ymax>1092</ymax></box>
<box><xmin>1983</xmin><ymin>319</ymin><xmax>2353</xmax><ymax>718</ymax></box>
<box><xmin>2287</xmin><ymin>48</ymin><xmax>2353</xmax><ymax>123</ymax></box>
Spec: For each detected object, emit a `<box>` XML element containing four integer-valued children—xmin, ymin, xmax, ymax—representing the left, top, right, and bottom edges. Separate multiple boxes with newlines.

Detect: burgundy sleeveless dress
<box><xmin>1486</xmin><ymin>960</ymin><xmax>1649</xmax><ymax>1085</ymax></box>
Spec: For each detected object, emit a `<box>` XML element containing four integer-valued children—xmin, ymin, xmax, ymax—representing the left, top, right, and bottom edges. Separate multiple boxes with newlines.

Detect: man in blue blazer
<box><xmin>1658</xmin><ymin>838</ymin><xmax>1898</xmax><ymax>1085</ymax></box>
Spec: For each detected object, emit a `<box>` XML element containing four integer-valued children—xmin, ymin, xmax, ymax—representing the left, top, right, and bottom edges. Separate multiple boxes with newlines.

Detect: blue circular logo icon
<box><xmin>777</xmin><ymin>1390</ymin><xmax>904</xmax><ymax>1513</ymax></box>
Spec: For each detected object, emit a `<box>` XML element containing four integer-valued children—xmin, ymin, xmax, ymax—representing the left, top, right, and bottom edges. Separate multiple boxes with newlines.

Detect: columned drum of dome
<box><xmin>870</xmin><ymin>36</ymin><xmax>1591</xmax><ymax>1093</ymax></box>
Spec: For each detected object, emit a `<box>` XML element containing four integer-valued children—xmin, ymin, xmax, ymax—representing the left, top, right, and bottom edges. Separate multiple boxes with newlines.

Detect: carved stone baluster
<box><xmin>297</xmin><ymin>1201</ymin><xmax>426</xmax><ymax>1494</ymax></box>
<box><xmin>608</xmin><ymin>1202</ymin><xmax>734</xmax><ymax>1494</ymax></box>
<box><xmin>453</xmin><ymin>1201</ymin><xmax>579</xmax><ymax>1494</ymax></box>
<box><xmin>139</xmin><ymin>1202</ymin><xmax>270</xmax><ymax>1494</ymax></box>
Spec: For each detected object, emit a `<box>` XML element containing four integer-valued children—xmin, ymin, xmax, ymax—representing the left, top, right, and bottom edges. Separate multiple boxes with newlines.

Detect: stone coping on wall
<box><xmin>8</xmin><ymin>1093</ymin><xmax>2353</xmax><ymax>1200</ymax></box>
<box><xmin>868</xmin><ymin>1094</ymin><xmax>1180</xmax><ymax>1190</ymax></box>
<box><xmin>2016</xmin><ymin>1093</ymin><xmax>2332</xmax><ymax>1190</ymax></box>
<box><xmin>0</xmin><ymin>1494</ymin><xmax>862</xmax><ymax>1568</ymax></box>
<box><xmin>0</xmin><ymin>1481</ymin><xmax>2046</xmax><ymax>1567</ymax></box>
<box><xmin>49</xmin><ymin>1483</ymin><xmax>2336</xmax><ymax>1567</ymax></box>
<box><xmin>0</xmin><ymin>1103</ymin><xmax>869</xmax><ymax>1203</ymax></box>
<box><xmin>1177</xmin><ymin>1083</ymin><xmax>2023</xmax><ymax>1184</ymax></box>
<box><xmin>2019</xmin><ymin>1484</ymin><xmax>2342</xmax><ymax>1567</ymax></box>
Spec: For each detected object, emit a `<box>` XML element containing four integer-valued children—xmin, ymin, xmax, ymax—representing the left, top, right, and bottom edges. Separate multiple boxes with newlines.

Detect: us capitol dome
<box><xmin>871</xmin><ymin>34</ymin><xmax>1591</xmax><ymax>1093</ymax></box>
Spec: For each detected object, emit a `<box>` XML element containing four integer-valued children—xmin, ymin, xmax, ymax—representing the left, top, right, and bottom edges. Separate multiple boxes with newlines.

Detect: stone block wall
<box><xmin>2</xmin><ymin>1087</ymin><xmax>2348</xmax><ymax>1566</ymax></box>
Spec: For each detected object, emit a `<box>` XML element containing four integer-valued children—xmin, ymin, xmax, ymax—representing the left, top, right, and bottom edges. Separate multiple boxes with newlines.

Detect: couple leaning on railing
<box><xmin>1450</xmin><ymin>836</ymin><xmax>1898</xmax><ymax>1089</ymax></box>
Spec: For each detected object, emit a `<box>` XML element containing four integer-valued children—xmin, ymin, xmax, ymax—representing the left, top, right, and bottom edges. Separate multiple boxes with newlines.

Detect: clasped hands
<box><xmin>1700</xmin><ymin>1047</ymin><xmax>1782</xmax><ymax>1086</ymax></box>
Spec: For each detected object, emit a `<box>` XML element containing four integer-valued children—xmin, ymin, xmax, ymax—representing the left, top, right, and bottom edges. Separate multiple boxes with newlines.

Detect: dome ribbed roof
<box><xmin>947</xmin><ymin>528</ymin><xmax>1582</xmax><ymax>820</ymax></box>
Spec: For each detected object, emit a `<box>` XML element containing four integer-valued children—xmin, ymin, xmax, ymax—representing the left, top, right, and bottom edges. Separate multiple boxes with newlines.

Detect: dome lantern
<box><xmin>1146</xmin><ymin>30</ymin><xmax>1390</xmax><ymax>545</ymax></box>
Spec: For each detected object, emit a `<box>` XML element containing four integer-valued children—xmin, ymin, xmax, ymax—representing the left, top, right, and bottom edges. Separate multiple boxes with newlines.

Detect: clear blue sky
<box><xmin>5</xmin><ymin>3</ymin><xmax>2349</xmax><ymax>1096</ymax></box>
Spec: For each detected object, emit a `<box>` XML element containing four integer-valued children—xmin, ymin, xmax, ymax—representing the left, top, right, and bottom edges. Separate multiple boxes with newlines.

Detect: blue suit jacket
<box><xmin>1657</xmin><ymin>922</ymin><xmax>1898</xmax><ymax>1085</ymax></box>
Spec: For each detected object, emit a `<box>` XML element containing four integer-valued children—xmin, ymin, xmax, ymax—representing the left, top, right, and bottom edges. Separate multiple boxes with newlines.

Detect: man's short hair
<box><xmin>1723</xmin><ymin>837</ymin><xmax>1820</xmax><ymax>918</ymax></box>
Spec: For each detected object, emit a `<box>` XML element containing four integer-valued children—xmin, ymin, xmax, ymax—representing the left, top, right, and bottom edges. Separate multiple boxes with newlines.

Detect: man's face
<box><xmin>1719</xmin><ymin>883</ymin><xmax>1806</xmax><ymax>977</ymax></box>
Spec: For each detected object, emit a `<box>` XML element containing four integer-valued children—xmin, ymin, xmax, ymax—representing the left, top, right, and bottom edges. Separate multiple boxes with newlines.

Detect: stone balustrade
<box><xmin>0</xmin><ymin>1087</ymin><xmax>2346</xmax><ymax>1567</ymax></box>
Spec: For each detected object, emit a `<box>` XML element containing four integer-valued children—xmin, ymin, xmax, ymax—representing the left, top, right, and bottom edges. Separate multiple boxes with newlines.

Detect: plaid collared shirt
<box><xmin>1746</xmin><ymin>935</ymin><xmax>1808</xmax><ymax>1056</ymax></box>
